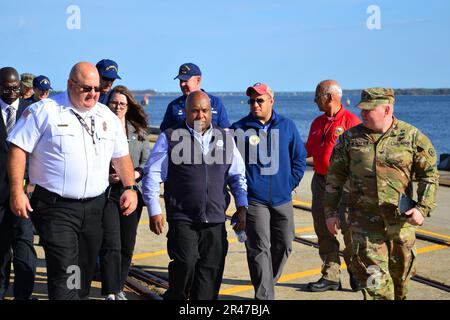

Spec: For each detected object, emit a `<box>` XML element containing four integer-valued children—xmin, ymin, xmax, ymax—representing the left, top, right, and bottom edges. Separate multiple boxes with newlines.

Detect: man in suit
<box><xmin>0</xmin><ymin>67</ymin><xmax>36</xmax><ymax>300</ymax></box>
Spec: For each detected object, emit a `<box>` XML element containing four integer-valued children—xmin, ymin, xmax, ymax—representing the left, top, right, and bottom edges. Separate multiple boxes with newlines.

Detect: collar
<box><xmin>61</xmin><ymin>91</ymin><xmax>103</xmax><ymax>118</ymax></box>
<box><xmin>332</xmin><ymin>105</ymin><xmax>347</xmax><ymax>121</ymax></box>
<box><xmin>245</xmin><ymin>110</ymin><xmax>278</xmax><ymax>128</ymax></box>
<box><xmin>185</xmin><ymin>121</ymin><xmax>213</xmax><ymax>137</ymax></box>
<box><xmin>322</xmin><ymin>104</ymin><xmax>346</xmax><ymax>121</ymax></box>
<box><xmin>0</xmin><ymin>98</ymin><xmax>20</xmax><ymax>112</ymax></box>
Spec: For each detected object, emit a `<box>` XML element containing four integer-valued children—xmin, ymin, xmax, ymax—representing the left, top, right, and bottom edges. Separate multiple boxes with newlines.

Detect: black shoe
<box><xmin>307</xmin><ymin>277</ymin><xmax>342</xmax><ymax>292</ymax></box>
<box><xmin>348</xmin><ymin>271</ymin><xmax>363</xmax><ymax>292</ymax></box>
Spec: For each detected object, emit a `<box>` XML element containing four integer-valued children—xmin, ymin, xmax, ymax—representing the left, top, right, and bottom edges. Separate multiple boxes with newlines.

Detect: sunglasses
<box><xmin>248</xmin><ymin>98</ymin><xmax>267</xmax><ymax>105</ymax></box>
<box><xmin>70</xmin><ymin>79</ymin><xmax>100</xmax><ymax>93</ymax></box>
<box><xmin>1</xmin><ymin>86</ymin><xmax>21</xmax><ymax>94</ymax></box>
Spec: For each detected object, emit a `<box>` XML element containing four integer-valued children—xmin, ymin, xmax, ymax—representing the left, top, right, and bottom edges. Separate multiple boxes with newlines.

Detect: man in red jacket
<box><xmin>306</xmin><ymin>80</ymin><xmax>361</xmax><ymax>292</ymax></box>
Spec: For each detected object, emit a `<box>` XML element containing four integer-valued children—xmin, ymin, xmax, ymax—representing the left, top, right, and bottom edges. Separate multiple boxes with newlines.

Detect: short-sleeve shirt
<box><xmin>7</xmin><ymin>91</ymin><xmax>129</xmax><ymax>199</ymax></box>
<box><xmin>306</xmin><ymin>106</ymin><xmax>361</xmax><ymax>175</ymax></box>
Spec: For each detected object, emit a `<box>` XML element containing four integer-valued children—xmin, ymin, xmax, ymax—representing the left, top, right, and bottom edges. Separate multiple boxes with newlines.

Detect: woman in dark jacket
<box><xmin>101</xmin><ymin>85</ymin><xmax>150</xmax><ymax>300</ymax></box>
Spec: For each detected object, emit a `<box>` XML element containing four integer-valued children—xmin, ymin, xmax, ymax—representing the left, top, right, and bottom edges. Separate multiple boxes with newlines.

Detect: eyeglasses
<box><xmin>248</xmin><ymin>98</ymin><xmax>267</xmax><ymax>105</ymax></box>
<box><xmin>314</xmin><ymin>93</ymin><xmax>329</xmax><ymax>102</ymax></box>
<box><xmin>109</xmin><ymin>101</ymin><xmax>128</xmax><ymax>108</ymax></box>
<box><xmin>70</xmin><ymin>78</ymin><xmax>100</xmax><ymax>93</ymax></box>
<box><xmin>1</xmin><ymin>86</ymin><xmax>21</xmax><ymax>94</ymax></box>
<box><xmin>101</xmin><ymin>76</ymin><xmax>115</xmax><ymax>82</ymax></box>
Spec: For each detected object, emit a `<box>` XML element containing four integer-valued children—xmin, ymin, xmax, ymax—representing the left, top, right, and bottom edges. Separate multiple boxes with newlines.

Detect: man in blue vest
<box><xmin>159</xmin><ymin>63</ymin><xmax>230</xmax><ymax>131</ymax></box>
<box><xmin>143</xmin><ymin>90</ymin><xmax>247</xmax><ymax>300</ymax></box>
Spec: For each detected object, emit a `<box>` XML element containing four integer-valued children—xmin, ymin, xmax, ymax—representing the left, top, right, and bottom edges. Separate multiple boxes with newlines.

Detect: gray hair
<box><xmin>323</xmin><ymin>84</ymin><xmax>342</xmax><ymax>98</ymax></box>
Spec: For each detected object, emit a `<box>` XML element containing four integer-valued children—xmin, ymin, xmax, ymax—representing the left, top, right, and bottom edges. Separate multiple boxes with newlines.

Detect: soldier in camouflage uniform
<box><xmin>323</xmin><ymin>88</ymin><xmax>439</xmax><ymax>300</ymax></box>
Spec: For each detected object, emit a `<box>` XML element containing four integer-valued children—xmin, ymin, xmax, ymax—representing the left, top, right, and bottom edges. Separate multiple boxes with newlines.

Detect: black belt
<box><xmin>33</xmin><ymin>185</ymin><xmax>104</xmax><ymax>204</ymax></box>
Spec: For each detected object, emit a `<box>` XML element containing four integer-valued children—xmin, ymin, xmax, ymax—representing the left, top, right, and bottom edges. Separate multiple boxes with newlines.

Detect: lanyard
<box><xmin>71</xmin><ymin>110</ymin><xmax>96</xmax><ymax>145</ymax></box>
<box><xmin>321</xmin><ymin>117</ymin><xmax>334</xmax><ymax>147</ymax></box>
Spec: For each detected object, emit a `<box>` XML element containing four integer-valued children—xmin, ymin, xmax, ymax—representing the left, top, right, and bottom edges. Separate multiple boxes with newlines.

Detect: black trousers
<box><xmin>164</xmin><ymin>220</ymin><xmax>228</xmax><ymax>300</ymax></box>
<box><xmin>0</xmin><ymin>202</ymin><xmax>36</xmax><ymax>300</ymax></box>
<box><xmin>100</xmin><ymin>186</ymin><xmax>143</xmax><ymax>295</ymax></box>
<box><xmin>30</xmin><ymin>185</ymin><xmax>105</xmax><ymax>300</ymax></box>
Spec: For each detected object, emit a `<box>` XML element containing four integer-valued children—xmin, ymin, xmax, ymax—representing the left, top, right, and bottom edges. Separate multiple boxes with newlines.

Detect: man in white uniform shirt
<box><xmin>7</xmin><ymin>62</ymin><xmax>138</xmax><ymax>300</ymax></box>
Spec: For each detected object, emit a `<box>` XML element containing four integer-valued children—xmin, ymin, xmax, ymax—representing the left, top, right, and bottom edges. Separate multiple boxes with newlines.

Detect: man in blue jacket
<box><xmin>231</xmin><ymin>83</ymin><xmax>306</xmax><ymax>300</ymax></box>
<box><xmin>159</xmin><ymin>63</ymin><xmax>230</xmax><ymax>131</ymax></box>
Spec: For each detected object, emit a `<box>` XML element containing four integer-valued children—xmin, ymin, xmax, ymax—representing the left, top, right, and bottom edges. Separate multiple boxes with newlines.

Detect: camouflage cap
<box><xmin>20</xmin><ymin>73</ymin><xmax>35</xmax><ymax>88</ymax></box>
<box><xmin>357</xmin><ymin>87</ymin><xmax>395</xmax><ymax>110</ymax></box>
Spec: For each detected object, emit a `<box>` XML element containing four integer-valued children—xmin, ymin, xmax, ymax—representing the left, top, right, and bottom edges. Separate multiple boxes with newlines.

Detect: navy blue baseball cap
<box><xmin>33</xmin><ymin>75</ymin><xmax>52</xmax><ymax>90</ymax></box>
<box><xmin>96</xmin><ymin>59</ymin><xmax>121</xmax><ymax>79</ymax></box>
<box><xmin>174</xmin><ymin>63</ymin><xmax>202</xmax><ymax>81</ymax></box>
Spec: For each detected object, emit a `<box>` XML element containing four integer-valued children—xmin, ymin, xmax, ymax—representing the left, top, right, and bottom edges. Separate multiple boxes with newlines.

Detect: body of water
<box><xmin>139</xmin><ymin>94</ymin><xmax>450</xmax><ymax>158</ymax></box>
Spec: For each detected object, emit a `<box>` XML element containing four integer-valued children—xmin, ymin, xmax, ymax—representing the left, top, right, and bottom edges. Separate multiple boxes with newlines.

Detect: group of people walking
<box><xmin>0</xmin><ymin>60</ymin><xmax>438</xmax><ymax>301</ymax></box>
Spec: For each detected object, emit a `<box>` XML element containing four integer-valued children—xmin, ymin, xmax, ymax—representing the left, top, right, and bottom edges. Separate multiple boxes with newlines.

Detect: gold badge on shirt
<box><xmin>249</xmin><ymin>135</ymin><xmax>260</xmax><ymax>146</ymax></box>
<box><xmin>334</xmin><ymin>126</ymin><xmax>344</xmax><ymax>136</ymax></box>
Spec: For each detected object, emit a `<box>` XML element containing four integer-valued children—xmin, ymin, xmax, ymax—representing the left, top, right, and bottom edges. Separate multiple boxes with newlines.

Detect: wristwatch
<box><xmin>123</xmin><ymin>185</ymin><xmax>139</xmax><ymax>192</ymax></box>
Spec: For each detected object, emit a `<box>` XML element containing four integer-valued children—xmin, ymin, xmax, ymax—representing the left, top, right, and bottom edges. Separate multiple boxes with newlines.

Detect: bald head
<box><xmin>185</xmin><ymin>90</ymin><xmax>212</xmax><ymax>133</ymax></box>
<box><xmin>316</xmin><ymin>80</ymin><xmax>342</xmax><ymax>97</ymax></box>
<box><xmin>69</xmin><ymin>62</ymin><xmax>99</xmax><ymax>84</ymax></box>
<box><xmin>67</xmin><ymin>62</ymin><xmax>100</xmax><ymax>111</ymax></box>
<box><xmin>0</xmin><ymin>67</ymin><xmax>20</xmax><ymax>83</ymax></box>
<box><xmin>314</xmin><ymin>79</ymin><xmax>343</xmax><ymax>116</ymax></box>
<box><xmin>0</xmin><ymin>67</ymin><xmax>21</xmax><ymax>104</ymax></box>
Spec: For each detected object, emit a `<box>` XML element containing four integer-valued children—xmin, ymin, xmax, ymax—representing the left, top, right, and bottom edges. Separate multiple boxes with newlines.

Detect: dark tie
<box><xmin>6</xmin><ymin>106</ymin><xmax>16</xmax><ymax>134</ymax></box>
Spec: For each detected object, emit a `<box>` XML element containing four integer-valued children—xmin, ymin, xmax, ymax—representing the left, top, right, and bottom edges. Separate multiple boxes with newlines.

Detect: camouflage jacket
<box><xmin>324</xmin><ymin>117</ymin><xmax>438</xmax><ymax>220</ymax></box>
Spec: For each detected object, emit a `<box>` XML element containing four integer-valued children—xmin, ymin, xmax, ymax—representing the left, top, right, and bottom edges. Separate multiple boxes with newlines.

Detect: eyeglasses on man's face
<box><xmin>70</xmin><ymin>78</ymin><xmax>100</xmax><ymax>93</ymax></box>
<box><xmin>248</xmin><ymin>98</ymin><xmax>267</xmax><ymax>105</ymax></box>
<box><xmin>314</xmin><ymin>93</ymin><xmax>330</xmax><ymax>103</ymax></box>
<box><xmin>1</xmin><ymin>86</ymin><xmax>21</xmax><ymax>94</ymax></box>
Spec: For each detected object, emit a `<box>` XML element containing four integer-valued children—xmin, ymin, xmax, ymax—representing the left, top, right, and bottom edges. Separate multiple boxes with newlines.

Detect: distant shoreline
<box><xmin>47</xmin><ymin>88</ymin><xmax>450</xmax><ymax>97</ymax></box>
<box><xmin>131</xmin><ymin>88</ymin><xmax>450</xmax><ymax>96</ymax></box>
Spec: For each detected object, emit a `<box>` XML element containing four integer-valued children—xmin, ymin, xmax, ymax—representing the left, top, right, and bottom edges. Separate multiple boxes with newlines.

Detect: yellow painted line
<box><xmin>139</xmin><ymin>220</ymin><xmax>149</xmax><ymax>226</ymax></box>
<box><xmin>292</xmin><ymin>200</ymin><xmax>312</xmax><ymax>207</ymax></box>
<box><xmin>417</xmin><ymin>243</ymin><xmax>449</xmax><ymax>254</ymax></box>
<box><xmin>219</xmin><ymin>242</ymin><xmax>448</xmax><ymax>296</ymax></box>
<box><xmin>296</xmin><ymin>227</ymin><xmax>314</xmax><ymax>233</ymax></box>
<box><xmin>132</xmin><ymin>249</ymin><xmax>168</xmax><ymax>261</ymax></box>
<box><xmin>131</xmin><ymin>228</ymin><xmax>313</xmax><ymax>262</ymax></box>
<box><xmin>417</xmin><ymin>229</ymin><xmax>450</xmax><ymax>241</ymax></box>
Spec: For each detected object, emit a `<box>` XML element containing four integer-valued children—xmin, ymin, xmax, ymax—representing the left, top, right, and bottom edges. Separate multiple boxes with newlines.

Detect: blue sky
<box><xmin>1</xmin><ymin>0</ymin><xmax>449</xmax><ymax>92</ymax></box>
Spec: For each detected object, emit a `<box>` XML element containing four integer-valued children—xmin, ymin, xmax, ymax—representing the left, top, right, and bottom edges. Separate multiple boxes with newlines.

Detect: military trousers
<box><xmin>350</xmin><ymin>219</ymin><xmax>416</xmax><ymax>300</ymax></box>
<box><xmin>311</xmin><ymin>173</ymin><xmax>352</xmax><ymax>282</ymax></box>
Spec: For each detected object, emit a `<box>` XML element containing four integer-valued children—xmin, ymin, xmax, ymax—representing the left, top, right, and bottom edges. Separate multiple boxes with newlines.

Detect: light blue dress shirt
<box><xmin>142</xmin><ymin>123</ymin><xmax>248</xmax><ymax>217</ymax></box>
